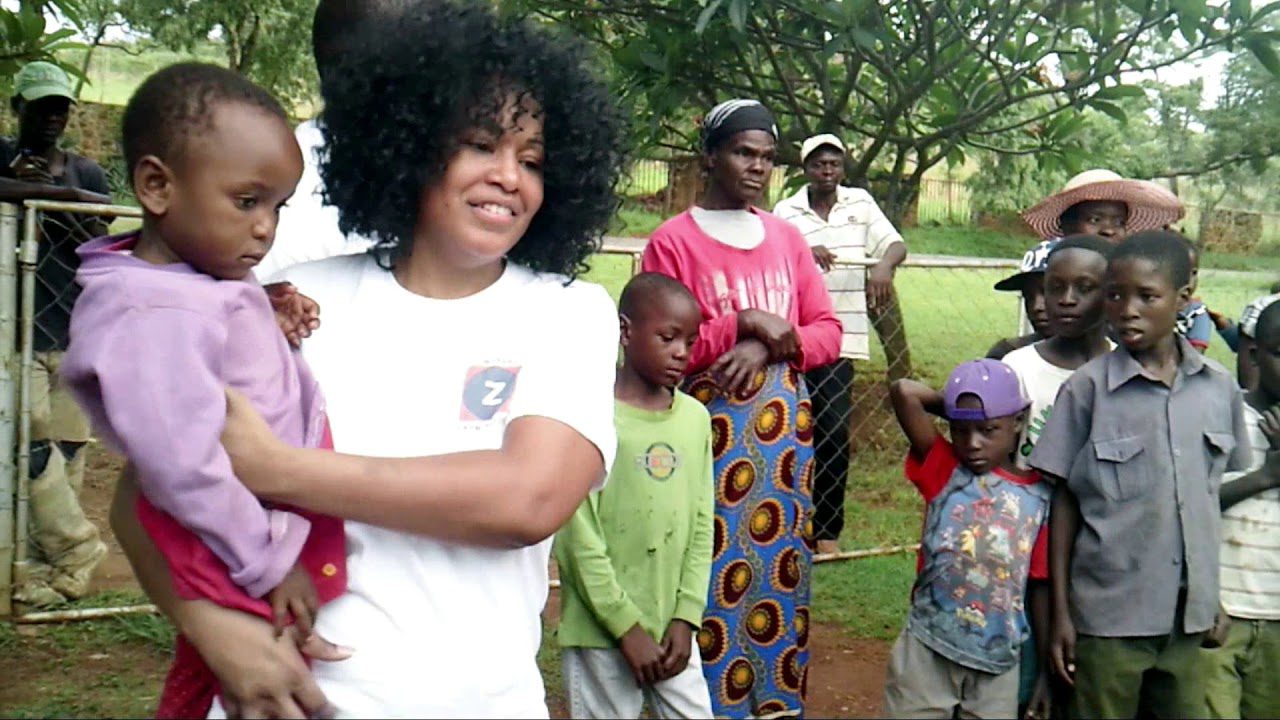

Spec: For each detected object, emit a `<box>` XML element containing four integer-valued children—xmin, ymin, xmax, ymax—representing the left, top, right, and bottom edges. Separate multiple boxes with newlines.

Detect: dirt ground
<box><xmin>1</xmin><ymin>444</ymin><xmax>890</xmax><ymax>718</ymax></box>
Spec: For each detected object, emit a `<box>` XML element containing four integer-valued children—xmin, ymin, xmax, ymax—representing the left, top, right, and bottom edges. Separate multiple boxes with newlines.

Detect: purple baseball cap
<box><xmin>943</xmin><ymin>359</ymin><xmax>1031</xmax><ymax>421</ymax></box>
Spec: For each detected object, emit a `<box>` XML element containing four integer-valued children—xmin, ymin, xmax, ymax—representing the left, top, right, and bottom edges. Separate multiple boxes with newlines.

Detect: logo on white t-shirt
<box><xmin>460</xmin><ymin>365</ymin><xmax>521</xmax><ymax>421</ymax></box>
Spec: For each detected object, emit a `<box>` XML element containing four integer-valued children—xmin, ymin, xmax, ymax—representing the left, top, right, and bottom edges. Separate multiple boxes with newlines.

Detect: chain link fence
<box><xmin>0</xmin><ymin>199</ymin><xmax>140</xmax><ymax>623</ymax></box>
<box><xmin>0</xmin><ymin>201</ymin><xmax>1270</xmax><ymax>622</ymax></box>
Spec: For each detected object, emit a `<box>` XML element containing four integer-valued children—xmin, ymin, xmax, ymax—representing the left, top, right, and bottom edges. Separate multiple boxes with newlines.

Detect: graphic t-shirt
<box><xmin>1176</xmin><ymin>298</ymin><xmax>1212</xmax><ymax>351</ymax></box>
<box><xmin>555</xmin><ymin>391</ymin><xmax>715</xmax><ymax>648</ymax></box>
<box><xmin>904</xmin><ymin>437</ymin><xmax>1050</xmax><ymax>674</ymax></box>
<box><xmin>281</xmin><ymin>254</ymin><xmax>619</xmax><ymax>717</ymax></box>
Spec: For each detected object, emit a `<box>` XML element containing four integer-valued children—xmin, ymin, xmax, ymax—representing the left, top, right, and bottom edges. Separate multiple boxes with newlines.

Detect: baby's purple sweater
<box><xmin>63</xmin><ymin>234</ymin><xmax>327</xmax><ymax>598</ymax></box>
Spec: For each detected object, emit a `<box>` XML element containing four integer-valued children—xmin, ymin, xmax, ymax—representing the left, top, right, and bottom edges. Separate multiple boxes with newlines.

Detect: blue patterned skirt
<box><xmin>684</xmin><ymin>362</ymin><xmax>815</xmax><ymax>719</ymax></box>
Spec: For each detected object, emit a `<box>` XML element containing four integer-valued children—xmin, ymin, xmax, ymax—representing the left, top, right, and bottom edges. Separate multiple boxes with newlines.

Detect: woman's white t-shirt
<box><xmin>279</xmin><ymin>254</ymin><xmax>618</xmax><ymax>717</ymax></box>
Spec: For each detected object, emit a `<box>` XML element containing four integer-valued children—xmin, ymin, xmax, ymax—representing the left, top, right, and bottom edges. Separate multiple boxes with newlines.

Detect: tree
<box><xmin>70</xmin><ymin>0</ymin><xmax>134</xmax><ymax>98</ymax></box>
<box><xmin>515</xmin><ymin>0</ymin><xmax>1280</xmax><ymax>224</ymax></box>
<box><xmin>967</xmin><ymin>79</ymin><xmax>1206</xmax><ymax>215</ymax></box>
<box><xmin>1</xmin><ymin>1</ymin><xmax>86</xmax><ymax>96</ymax></box>
<box><xmin>118</xmin><ymin>0</ymin><xmax>319</xmax><ymax>107</ymax></box>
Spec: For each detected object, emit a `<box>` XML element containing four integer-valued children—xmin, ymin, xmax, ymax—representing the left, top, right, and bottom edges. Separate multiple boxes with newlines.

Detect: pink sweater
<box><xmin>642</xmin><ymin>209</ymin><xmax>842</xmax><ymax>373</ymax></box>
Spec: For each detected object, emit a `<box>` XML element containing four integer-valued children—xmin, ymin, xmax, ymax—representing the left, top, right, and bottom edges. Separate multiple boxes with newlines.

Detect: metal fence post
<box><xmin>12</xmin><ymin>206</ymin><xmax>38</xmax><ymax>607</ymax></box>
<box><xmin>0</xmin><ymin>203</ymin><xmax>18</xmax><ymax>617</ymax></box>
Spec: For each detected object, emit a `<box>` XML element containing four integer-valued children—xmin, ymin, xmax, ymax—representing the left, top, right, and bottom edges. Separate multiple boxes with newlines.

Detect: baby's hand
<box><xmin>265</xmin><ymin>282</ymin><xmax>321</xmax><ymax>348</ymax></box>
<box><xmin>267</xmin><ymin>563</ymin><xmax>320</xmax><ymax>639</ymax></box>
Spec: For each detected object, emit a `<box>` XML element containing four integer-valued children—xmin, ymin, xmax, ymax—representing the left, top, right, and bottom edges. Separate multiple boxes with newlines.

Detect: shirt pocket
<box><xmin>1203</xmin><ymin>430</ymin><xmax>1237</xmax><ymax>493</ymax></box>
<box><xmin>1092</xmin><ymin>435</ymin><xmax>1150</xmax><ymax>502</ymax></box>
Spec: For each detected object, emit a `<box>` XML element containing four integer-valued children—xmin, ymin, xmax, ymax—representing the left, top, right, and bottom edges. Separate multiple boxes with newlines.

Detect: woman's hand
<box><xmin>175</xmin><ymin>599</ymin><xmax>347</xmax><ymax>719</ymax></box>
<box><xmin>738</xmin><ymin>309</ymin><xmax>799</xmax><ymax>362</ymax></box>
<box><xmin>265</xmin><ymin>282</ymin><xmax>321</xmax><ymax>349</ymax></box>
<box><xmin>221</xmin><ymin>388</ymin><xmax>293</xmax><ymax>498</ymax></box>
<box><xmin>711</xmin><ymin>339</ymin><xmax>769</xmax><ymax>395</ymax></box>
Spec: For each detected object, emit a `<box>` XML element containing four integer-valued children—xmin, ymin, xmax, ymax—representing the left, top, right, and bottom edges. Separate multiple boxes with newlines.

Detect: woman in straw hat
<box><xmin>1021</xmin><ymin>168</ymin><xmax>1185</xmax><ymax>242</ymax></box>
<box><xmin>1004</xmin><ymin>169</ymin><xmax>1191</xmax><ymax>342</ymax></box>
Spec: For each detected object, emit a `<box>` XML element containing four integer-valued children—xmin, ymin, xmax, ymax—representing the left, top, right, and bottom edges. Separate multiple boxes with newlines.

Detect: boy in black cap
<box><xmin>988</xmin><ymin>240</ymin><xmax>1056</xmax><ymax>360</ymax></box>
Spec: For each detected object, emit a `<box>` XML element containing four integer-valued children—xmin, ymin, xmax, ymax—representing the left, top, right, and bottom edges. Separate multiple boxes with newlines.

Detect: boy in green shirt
<box><xmin>555</xmin><ymin>272</ymin><xmax>715</xmax><ymax>719</ymax></box>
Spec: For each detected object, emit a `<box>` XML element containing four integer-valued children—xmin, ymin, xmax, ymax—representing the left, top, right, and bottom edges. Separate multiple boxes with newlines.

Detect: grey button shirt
<box><xmin>1029</xmin><ymin>337</ymin><xmax>1250</xmax><ymax>636</ymax></box>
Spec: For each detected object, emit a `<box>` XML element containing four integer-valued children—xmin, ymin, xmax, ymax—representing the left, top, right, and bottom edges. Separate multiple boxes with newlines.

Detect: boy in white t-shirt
<box><xmin>1000</xmin><ymin>234</ymin><xmax>1112</xmax><ymax>717</ymax></box>
<box><xmin>1002</xmin><ymin>236</ymin><xmax>1114</xmax><ymax>468</ymax></box>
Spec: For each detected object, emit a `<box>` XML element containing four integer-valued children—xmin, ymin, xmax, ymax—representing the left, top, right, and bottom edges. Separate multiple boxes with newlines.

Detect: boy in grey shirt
<box><xmin>1029</xmin><ymin>231</ymin><xmax>1250</xmax><ymax>719</ymax></box>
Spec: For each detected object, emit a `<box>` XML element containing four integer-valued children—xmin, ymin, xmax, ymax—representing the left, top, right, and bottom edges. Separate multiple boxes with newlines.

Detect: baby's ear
<box><xmin>133</xmin><ymin>155</ymin><xmax>174</xmax><ymax>216</ymax></box>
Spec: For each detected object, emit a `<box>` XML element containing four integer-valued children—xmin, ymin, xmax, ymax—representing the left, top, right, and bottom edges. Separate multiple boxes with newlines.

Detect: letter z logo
<box><xmin>461</xmin><ymin>366</ymin><xmax>521</xmax><ymax>421</ymax></box>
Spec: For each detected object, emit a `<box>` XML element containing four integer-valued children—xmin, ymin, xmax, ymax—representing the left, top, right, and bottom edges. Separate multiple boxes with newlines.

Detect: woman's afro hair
<box><xmin>317</xmin><ymin>0</ymin><xmax>628</xmax><ymax>279</ymax></box>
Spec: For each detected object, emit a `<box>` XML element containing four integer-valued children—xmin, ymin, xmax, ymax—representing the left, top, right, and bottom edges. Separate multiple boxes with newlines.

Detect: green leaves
<box><xmin>695</xmin><ymin>0</ymin><xmax>753</xmax><ymax>33</ymax></box>
<box><xmin>518</xmin><ymin>0</ymin><xmax>1280</xmax><ymax>224</ymax></box>
<box><xmin>0</xmin><ymin>2</ymin><xmax>88</xmax><ymax>97</ymax></box>
<box><xmin>1094</xmin><ymin>85</ymin><xmax>1147</xmax><ymax>101</ymax></box>
<box><xmin>694</xmin><ymin>0</ymin><xmax>724</xmax><ymax>34</ymax></box>
<box><xmin>1243</xmin><ymin>31</ymin><xmax>1280</xmax><ymax>76</ymax></box>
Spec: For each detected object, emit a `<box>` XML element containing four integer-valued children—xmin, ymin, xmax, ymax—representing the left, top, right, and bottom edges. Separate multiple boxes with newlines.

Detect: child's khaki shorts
<box><xmin>883</xmin><ymin>628</ymin><xmax>1019</xmax><ymax>719</ymax></box>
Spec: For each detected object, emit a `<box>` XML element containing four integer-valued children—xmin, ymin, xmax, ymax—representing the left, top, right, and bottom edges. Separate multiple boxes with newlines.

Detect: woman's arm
<box><xmin>109</xmin><ymin>471</ymin><xmax>338</xmax><ymax>719</ymax></box>
<box><xmin>640</xmin><ymin>233</ymin><xmax>738</xmax><ymax>372</ymax></box>
<box><xmin>224</xmin><ymin>392</ymin><xmax>606</xmax><ymax>549</ymax></box>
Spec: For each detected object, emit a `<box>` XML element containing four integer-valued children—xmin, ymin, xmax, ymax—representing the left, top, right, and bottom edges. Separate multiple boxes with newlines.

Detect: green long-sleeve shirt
<box><xmin>554</xmin><ymin>391</ymin><xmax>715</xmax><ymax>648</ymax></box>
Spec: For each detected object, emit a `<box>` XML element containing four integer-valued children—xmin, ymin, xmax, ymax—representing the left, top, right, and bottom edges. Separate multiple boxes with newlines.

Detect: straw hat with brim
<box><xmin>1021</xmin><ymin>169</ymin><xmax>1184</xmax><ymax>239</ymax></box>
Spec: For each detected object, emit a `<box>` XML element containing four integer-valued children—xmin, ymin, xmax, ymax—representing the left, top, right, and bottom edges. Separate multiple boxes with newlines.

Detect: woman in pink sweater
<box><xmin>641</xmin><ymin>99</ymin><xmax>841</xmax><ymax>719</ymax></box>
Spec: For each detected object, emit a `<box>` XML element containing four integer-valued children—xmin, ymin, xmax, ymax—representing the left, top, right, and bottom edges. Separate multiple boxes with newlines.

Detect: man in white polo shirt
<box><xmin>774</xmin><ymin>134</ymin><xmax>907</xmax><ymax>553</ymax></box>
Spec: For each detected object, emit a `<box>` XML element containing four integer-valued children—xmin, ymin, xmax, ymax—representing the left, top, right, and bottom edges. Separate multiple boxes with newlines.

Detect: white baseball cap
<box><xmin>799</xmin><ymin>134</ymin><xmax>846</xmax><ymax>163</ymax></box>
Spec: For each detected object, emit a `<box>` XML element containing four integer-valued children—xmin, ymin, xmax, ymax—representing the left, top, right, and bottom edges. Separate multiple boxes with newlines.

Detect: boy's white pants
<box><xmin>562</xmin><ymin>640</ymin><xmax>714</xmax><ymax>719</ymax></box>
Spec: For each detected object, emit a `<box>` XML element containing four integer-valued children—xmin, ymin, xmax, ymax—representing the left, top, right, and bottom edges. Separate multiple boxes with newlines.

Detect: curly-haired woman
<box><xmin>109</xmin><ymin>2</ymin><xmax>627</xmax><ymax>717</ymax></box>
<box><xmin>641</xmin><ymin>99</ymin><xmax>841</xmax><ymax>719</ymax></box>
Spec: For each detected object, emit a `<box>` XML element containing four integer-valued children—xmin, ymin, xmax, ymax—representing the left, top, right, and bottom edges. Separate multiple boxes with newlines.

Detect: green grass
<box><xmin>813</xmin><ymin>555</ymin><xmax>916</xmax><ymax>640</ymax></box>
<box><xmin>0</xmin><ymin>591</ymin><xmax>171</xmax><ymax>718</ymax></box>
<box><xmin>610</xmin><ymin>203</ymin><xmax>667</xmax><ymax>238</ymax></box>
<box><xmin>899</xmin><ymin>226</ymin><xmax>1035</xmax><ymax>259</ymax></box>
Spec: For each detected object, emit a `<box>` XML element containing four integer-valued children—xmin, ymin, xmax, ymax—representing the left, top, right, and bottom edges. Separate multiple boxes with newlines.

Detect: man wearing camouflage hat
<box><xmin>2</xmin><ymin>61</ymin><xmax>111</xmax><ymax>607</ymax></box>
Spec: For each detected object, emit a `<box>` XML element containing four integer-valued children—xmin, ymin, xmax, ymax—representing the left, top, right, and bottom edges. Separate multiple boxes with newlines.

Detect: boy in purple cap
<box><xmin>885</xmin><ymin>359</ymin><xmax>1051</xmax><ymax>719</ymax></box>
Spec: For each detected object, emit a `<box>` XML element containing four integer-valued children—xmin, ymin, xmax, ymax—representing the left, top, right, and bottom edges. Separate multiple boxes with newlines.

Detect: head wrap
<box><xmin>702</xmin><ymin>99</ymin><xmax>778</xmax><ymax>152</ymax></box>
